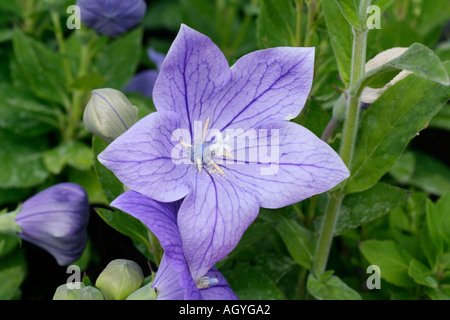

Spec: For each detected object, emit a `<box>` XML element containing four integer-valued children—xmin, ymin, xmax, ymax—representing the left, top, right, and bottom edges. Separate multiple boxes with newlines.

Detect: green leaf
<box><xmin>335</xmin><ymin>183</ymin><xmax>408</xmax><ymax>235</ymax></box>
<box><xmin>0</xmin><ymin>133</ymin><xmax>50</xmax><ymax>188</ymax></box>
<box><xmin>95</xmin><ymin>208</ymin><xmax>152</xmax><ymax>255</ymax></box>
<box><xmin>0</xmin><ymin>249</ymin><xmax>27</xmax><ymax>300</ymax></box>
<box><xmin>430</xmin><ymin>104</ymin><xmax>450</xmax><ymax>131</ymax></box>
<box><xmin>92</xmin><ymin>135</ymin><xmax>124</xmax><ymax>203</ymax></box>
<box><xmin>276</xmin><ymin>217</ymin><xmax>315</xmax><ymax>270</ymax></box>
<box><xmin>389</xmin><ymin>151</ymin><xmax>416</xmax><ymax>184</ymax></box>
<box><xmin>334</xmin><ymin>0</ymin><xmax>361</xmax><ymax>29</ymax></box>
<box><xmin>322</xmin><ymin>0</ymin><xmax>353</xmax><ymax>86</ymax></box>
<box><xmin>0</xmin><ymin>235</ymin><xmax>20</xmax><ymax>258</ymax></box>
<box><xmin>222</xmin><ymin>262</ymin><xmax>285</xmax><ymax>300</ymax></box>
<box><xmin>256</xmin><ymin>0</ymin><xmax>296</xmax><ymax>48</ymax></box>
<box><xmin>0</xmin><ymin>83</ymin><xmax>63</xmax><ymax>136</ymax></box>
<box><xmin>408</xmin><ymin>259</ymin><xmax>438</xmax><ymax>288</ymax></box>
<box><xmin>426</xmin><ymin>193</ymin><xmax>450</xmax><ymax>250</ymax></box>
<box><xmin>43</xmin><ymin>141</ymin><xmax>93</xmax><ymax>175</ymax></box>
<box><xmin>359</xmin><ymin>240</ymin><xmax>415</xmax><ymax>287</ymax></box>
<box><xmin>95</xmin><ymin>28</ymin><xmax>143</xmax><ymax>89</ymax></box>
<box><xmin>354</xmin><ymin>43</ymin><xmax>450</xmax><ymax>96</ymax></box>
<box><xmin>12</xmin><ymin>29</ymin><xmax>69</xmax><ymax>105</ymax></box>
<box><xmin>408</xmin><ymin>152</ymin><xmax>450</xmax><ymax>196</ymax></box>
<box><xmin>345</xmin><ymin>62</ymin><xmax>450</xmax><ymax>194</ymax></box>
<box><xmin>307</xmin><ymin>272</ymin><xmax>362</xmax><ymax>300</ymax></box>
<box><xmin>69</xmin><ymin>73</ymin><xmax>105</xmax><ymax>91</ymax></box>
<box><xmin>372</xmin><ymin>0</ymin><xmax>395</xmax><ymax>14</ymax></box>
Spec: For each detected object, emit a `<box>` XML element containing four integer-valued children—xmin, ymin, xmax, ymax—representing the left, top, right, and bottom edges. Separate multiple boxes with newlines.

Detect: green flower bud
<box><xmin>83</xmin><ymin>88</ymin><xmax>138</xmax><ymax>143</ymax></box>
<box><xmin>79</xmin><ymin>286</ymin><xmax>104</xmax><ymax>300</ymax></box>
<box><xmin>95</xmin><ymin>259</ymin><xmax>144</xmax><ymax>300</ymax></box>
<box><xmin>126</xmin><ymin>282</ymin><xmax>157</xmax><ymax>300</ymax></box>
<box><xmin>53</xmin><ymin>282</ymin><xmax>85</xmax><ymax>300</ymax></box>
<box><xmin>332</xmin><ymin>94</ymin><xmax>347</xmax><ymax>122</ymax></box>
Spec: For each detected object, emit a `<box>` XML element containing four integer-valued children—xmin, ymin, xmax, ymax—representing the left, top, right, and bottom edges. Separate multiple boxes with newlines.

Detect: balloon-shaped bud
<box><xmin>95</xmin><ymin>259</ymin><xmax>144</xmax><ymax>300</ymax></box>
<box><xmin>83</xmin><ymin>88</ymin><xmax>138</xmax><ymax>143</ymax></box>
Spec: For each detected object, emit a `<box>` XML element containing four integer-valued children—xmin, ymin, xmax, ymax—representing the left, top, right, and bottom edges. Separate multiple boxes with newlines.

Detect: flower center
<box><xmin>180</xmin><ymin>117</ymin><xmax>232</xmax><ymax>174</ymax></box>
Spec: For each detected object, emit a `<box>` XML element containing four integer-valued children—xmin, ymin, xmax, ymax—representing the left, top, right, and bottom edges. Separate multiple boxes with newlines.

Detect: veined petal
<box><xmin>153</xmin><ymin>24</ymin><xmax>231</xmax><ymax>136</ymax></box>
<box><xmin>178</xmin><ymin>172</ymin><xmax>259</xmax><ymax>280</ymax></box>
<box><xmin>200</xmin><ymin>267</ymin><xmax>239</xmax><ymax>300</ymax></box>
<box><xmin>98</xmin><ymin>111</ymin><xmax>193</xmax><ymax>202</ymax></box>
<box><xmin>111</xmin><ymin>191</ymin><xmax>185</xmax><ymax>272</ymax></box>
<box><xmin>210</xmin><ymin>47</ymin><xmax>315</xmax><ymax>131</ymax></box>
<box><xmin>152</xmin><ymin>254</ymin><xmax>200</xmax><ymax>300</ymax></box>
<box><xmin>223</xmin><ymin>121</ymin><xmax>349</xmax><ymax>208</ymax></box>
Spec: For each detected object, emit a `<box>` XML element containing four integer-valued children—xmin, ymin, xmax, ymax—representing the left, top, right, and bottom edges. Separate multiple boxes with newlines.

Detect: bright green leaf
<box><xmin>0</xmin><ymin>134</ymin><xmax>50</xmax><ymax>188</ymax></box>
<box><xmin>408</xmin><ymin>259</ymin><xmax>438</xmax><ymax>288</ymax></box>
<box><xmin>323</xmin><ymin>0</ymin><xmax>353</xmax><ymax>86</ymax></box>
<box><xmin>12</xmin><ymin>29</ymin><xmax>69</xmax><ymax>105</ymax></box>
<box><xmin>43</xmin><ymin>141</ymin><xmax>93</xmax><ymax>175</ymax></box>
<box><xmin>335</xmin><ymin>183</ymin><xmax>408</xmax><ymax>235</ymax></box>
<box><xmin>0</xmin><ymin>249</ymin><xmax>27</xmax><ymax>300</ymax></box>
<box><xmin>334</xmin><ymin>0</ymin><xmax>361</xmax><ymax>29</ymax></box>
<box><xmin>307</xmin><ymin>272</ymin><xmax>362</xmax><ymax>300</ymax></box>
<box><xmin>95</xmin><ymin>28</ymin><xmax>143</xmax><ymax>90</ymax></box>
<box><xmin>345</xmin><ymin>62</ymin><xmax>450</xmax><ymax>194</ymax></box>
<box><xmin>276</xmin><ymin>217</ymin><xmax>315</xmax><ymax>270</ymax></box>
<box><xmin>256</xmin><ymin>0</ymin><xmax>296</xmax><ymax>48</ymax></box>
<box><xmin>359</xmin><ymin>240</ymin><xmax>415</xmax><ymax>287</ymax></box>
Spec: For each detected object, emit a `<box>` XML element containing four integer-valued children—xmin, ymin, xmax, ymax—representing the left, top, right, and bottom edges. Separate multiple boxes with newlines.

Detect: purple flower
<box><xmin>77</xmin><ymin>0</ymin><xmax>146</xmax><ymax>37</ymax></box>
<box><xmin>16</xmin><ymin>183</ymin><xmax>90</xmax><ymax>266</ymax></box>
<box><xmin>99</xmin><ymin>25</ymin><xmax>350</xmax><ymax>280</ymax></box>
<box><xmin>123</xmin><ymin>49</ymin><xmax>166</xmax><ymax>97</ymax></box>
<box><xmin>111</xmin><ymin>190</ymin><xmax>238</xmax><ymax>300</ymax></box>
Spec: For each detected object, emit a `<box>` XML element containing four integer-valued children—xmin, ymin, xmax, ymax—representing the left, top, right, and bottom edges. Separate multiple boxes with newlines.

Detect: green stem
<box><xmin>312</xmin><ymin>0</ymin><xmax>370</xmax><ymax>276</ymax></box>
<box><xmin>0</xmin><ymin>210</ymin><xmax>22</xmax><ymax>235</ymax></box>
<box><xmin>50</xmin><ymin>11</ymin><xmax>73</xmax><ymax>85</ymax></box>
<box><xmin>295</xmin><ymin>0</ymin><xmax>303</xmax><ymax>47</ymax></box>
<box><xmin>312</xmin><ymin>192</ymin><xmax>344</xmax><ymax>276</ymax></box>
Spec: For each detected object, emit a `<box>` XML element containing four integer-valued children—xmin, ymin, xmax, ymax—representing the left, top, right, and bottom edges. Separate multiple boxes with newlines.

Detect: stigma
<box><xmin>180</xmin><ymin>117</ymin><xmax>232</xmax><ymax>175</ymax></box>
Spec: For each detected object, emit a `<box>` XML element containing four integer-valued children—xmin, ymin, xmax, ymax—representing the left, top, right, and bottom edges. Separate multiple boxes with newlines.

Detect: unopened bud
<box><xmin>53</xmin><ymin>282</ymin><xmax>85</xmax><ymax>300</ymax></box>
<box><xmin>95</xmin><ymin>259</ymin><xmax>144</xmax><ymax>300</ymax></box>
<box><xmin>83</xmin><ymin>88</ymin><xmax>138</xmax><ymax>143</ymax></box>
<box><xmin>79</xmin><ymin>286</ymin><xmax>104</xmax><ymax>300</ymax></box>
<box><xmin>126</xmin><ymin>282</ymin><xmax>157</xmax><ymax>300</ymax></box>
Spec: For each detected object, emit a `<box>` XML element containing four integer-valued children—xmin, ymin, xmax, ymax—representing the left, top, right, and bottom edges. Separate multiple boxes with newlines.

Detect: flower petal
<box><xmin>123</xmin><ymin>69</ymin><xmax>159</xmax><ymax>97</ymax></box>
<box><xmin>111</xmin><ymin>191</ymin><xmax>186</xmax><ymax>272</ymax></box>
<box><xmin>98</xmin><ymin>111</ymin><xmax>193</xmax><ymax>202</ymax></box>
<box><xmin>210</xmin><ymin>47</ymin><xmax>315</xmax><ymax>131</ymax></box>
<box><xmin>153</xmin><ymin>24</ymin><xmax>231</xmax><ymax>136</ymax></box>
<box><xmin>223</xmin><ymin>121</ymin><xmax>350</xmax><ymax>208</ymax></box>
<box><xmin>200</xmin><ymin>267</ymin><xmax>239</xmax><ymax>300</ymax></box>
<box><xmin>153</xmin><ymin>254</ymin><xmax>201</xmax><ymax>300</ymax></box>
<box><xmin>16</xmin><ymin>183</ymin><xmax>89</xmax><ymax>265</ymax></box>
<box><xmin>178</xmin><ymin>172</ymin><xmax>259</xmax><ymax>279</ymax></box>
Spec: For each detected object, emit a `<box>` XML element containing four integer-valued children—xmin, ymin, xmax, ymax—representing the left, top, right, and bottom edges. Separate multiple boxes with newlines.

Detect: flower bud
<box><xmin>95</xmin><ymin>259</ymin><xmax>144</xmax><ymax>300</ymax></box>
<box><xmin>15</xmin><ymin>183</ymin><xmax>90</xmax><ymax>266</ymax></box>
<box><xmin>83</xmin><ymin>88</ymin><xmax>138</xmax><ymax>143</ymax></box>
<box><xmin>126</xmin><ymin>282</ymin><xmax>157</xmax><ymax>300</ymax></box>
<box><xmin>79</xmin><ymin>286</ymin><xmax>104</xmax><ymax>300</ymax></box>
<box><xmin>76</xmin><ymin>0</ymin><xmax>146</xmax><ymax>37</ymax></box>
<box><xmin>53</xmin><ymin>283</ymin><xmax>85</xmax><ymax>300</ymax></box>
<box><xmin>361</xmin><ymin>47</ymin><xmax>412</xmax><ymax>104</ymax></box>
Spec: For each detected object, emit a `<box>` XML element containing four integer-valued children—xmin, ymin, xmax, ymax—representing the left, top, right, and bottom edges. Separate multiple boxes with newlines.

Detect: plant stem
<box><xmin>295</xmin><ymin>0</ymin><xmax>303</xmax><ymax>47</ymax></box>
<box><xmin>312</xmin><ymin>192</ymin><xmax>344</xmax><ymax>275</ymax></box>
<box><xmin>312</xmin><ymin>1</ymin><xmax>370</xmax><ymax>276</ymax></box>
